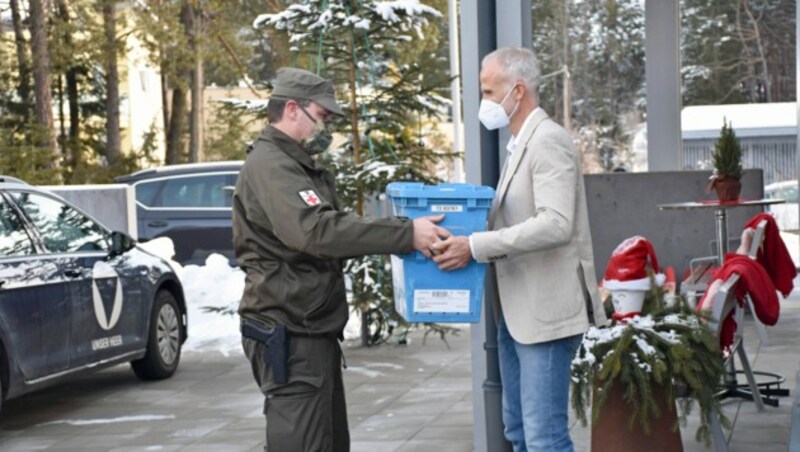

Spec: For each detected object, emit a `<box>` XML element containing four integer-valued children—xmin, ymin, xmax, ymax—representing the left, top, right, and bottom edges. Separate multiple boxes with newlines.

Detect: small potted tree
<box><xmin>707</xmin><ymin>119</ymin><xmax>744</xmax><ymax>202</ymax></box>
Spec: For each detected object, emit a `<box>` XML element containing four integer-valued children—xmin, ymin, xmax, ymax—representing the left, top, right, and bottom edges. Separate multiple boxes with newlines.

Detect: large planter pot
<box><xmin>591</xmin><ymin>380</ymin><xmax>683</xmax><ymax>452</ymax></box>
<box><xmin>713</xmin><ymin>176</ymin><xmax>742</xmax><ymax>202</ymax></box>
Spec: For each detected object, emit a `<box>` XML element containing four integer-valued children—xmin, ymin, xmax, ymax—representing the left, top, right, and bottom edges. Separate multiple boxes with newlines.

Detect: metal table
<box><xmin>658</xmin><ymin>198</ymin><xmax>784</xmax><ymax>264</ymax></box>
<box><xmin>659</xmin><ymin>198</ymin><xmax>788</xmax><ymax>407</ymax></box>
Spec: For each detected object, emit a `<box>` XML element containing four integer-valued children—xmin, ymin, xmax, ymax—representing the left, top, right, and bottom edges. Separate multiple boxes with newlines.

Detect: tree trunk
<box><xmin>55</xmin><ymin>0</ymin><xmax>82</xmax><ymax>169</ymax></box>
<box><xmin>57</xmin><ymin>74</ymin><xmax>66</xmax><ymax>145</ymax></box>
<box><xmin>160</xmin><ymin>51</ymin><xmax>170</xmax><ymax>151</ymax></box>
<box><xmin>347</xmin><ymin>34</ymin><xmax>362</xmax><ymax>216</ymax></box>
<box><xmin>165</xmin><ymin>3</ymin><xmax>193</xmax><ymax>165</ymax></box>
<box><xmin>10</xmin><ymin>0</ymin><xmax>32</xmax><ymax>121</ymax></box>
<box><xmin>346</xmin><ymin>31</ymin><xmax>369</xmax><ymax>346</ymax></box>
<box><xmin>154</xmin><ymin>0</ymin><xmax>170</xmax><ymax>154</ymax></box>
<box><xmin>103</xmin><ymin>0</ymin><xmax>121</xmax><ymax>165</ymax></box>
<box><xmin>561</xmin><ymin>1</ymin><xmax>571</xmax><ymax>131</ymax></box>
<box><xmin>29</xmin><ymin>0</ymin><xmax>62</xmax><ymax>174</ymax></box>
<box><xmin>166</xmin><ymin>86</ymin><xmax>187</xmax><ymax>164</ymax></box>
<box><xmin>66</xmin><ymin>67</ymin><xmax>80</xmax><ymax>165</ymax></box>
<box><xmin>740</xmin><ymin>0</ymin><xmax>772</xmax><ymax>102</ymax></box>
<box><xmin>188</xmin><ymin>4</ymin><xmax>204</xmax><ymax>163</ymax></box>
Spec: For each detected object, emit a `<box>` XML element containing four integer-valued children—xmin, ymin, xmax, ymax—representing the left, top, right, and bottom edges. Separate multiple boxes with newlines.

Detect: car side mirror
<box><xmin>109</xmin><ymin>231</ymin><xmax>136</xmax><ymax>256</ymax></box>
<box><xmin>222</xmin><ymin>185</ymin><xmax>235</xmax><ymax>197</ymax></box>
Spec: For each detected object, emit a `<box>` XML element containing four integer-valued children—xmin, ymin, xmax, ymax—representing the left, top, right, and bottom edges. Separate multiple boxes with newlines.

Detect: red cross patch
<box><xmin>298</xmin><ymin>190</ymin><xmax>321</xmax><ymax>206</ymax></box>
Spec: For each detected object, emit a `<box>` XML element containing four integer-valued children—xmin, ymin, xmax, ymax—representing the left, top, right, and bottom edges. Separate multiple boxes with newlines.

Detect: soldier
<box><xmin>232</xmin><ymin>67</ymin><xmax>449</xmax><ymax>452</ymax></box>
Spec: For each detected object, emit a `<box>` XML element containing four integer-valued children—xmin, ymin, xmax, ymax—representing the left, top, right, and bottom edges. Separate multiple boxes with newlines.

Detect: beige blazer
<box><xmin>471</xmin><ymin>109</ymin><xmax>607</xmax><ymax>344</ymax></box>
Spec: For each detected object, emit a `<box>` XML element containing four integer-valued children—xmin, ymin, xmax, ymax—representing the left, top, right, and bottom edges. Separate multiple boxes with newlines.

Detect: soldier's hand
<box><xmin>432</xmin><ymin>236</ymin><xmax>473</xmax><ymax>271</ymax></box>
<box><xmin>412</xmin><ymin>215</ymin><xmax>451</xmax><ymax>258</ymax></box>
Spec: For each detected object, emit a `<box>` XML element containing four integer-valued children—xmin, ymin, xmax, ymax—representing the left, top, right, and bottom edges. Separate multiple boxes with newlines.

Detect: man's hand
<box><xmin>432</xmin><ymin>236</ymin><xmax>473</xmax><ymax>271</ymax></box>
<box><xmin>412</xmin><ymin>215</ymin><xmax>451</xmax><ymax>258</ymax></box>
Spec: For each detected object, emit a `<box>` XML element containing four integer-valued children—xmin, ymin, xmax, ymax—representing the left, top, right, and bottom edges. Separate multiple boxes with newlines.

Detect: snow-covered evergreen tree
<box><xmin>254</xmin><ymin>0</ymin><xmax>454</xmax><ymax>345</ymax></box>
<box><xmin>533</xmin><ymin>0</ymin><xmax>645</xmax><ymax>172</ymax></box>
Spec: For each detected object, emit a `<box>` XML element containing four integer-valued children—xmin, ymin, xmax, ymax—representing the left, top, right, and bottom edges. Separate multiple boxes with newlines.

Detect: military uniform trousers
<box><xmin>242</xmin><ymin>333</ymin><xmax>349</xmax><ymax>452</ymax></box>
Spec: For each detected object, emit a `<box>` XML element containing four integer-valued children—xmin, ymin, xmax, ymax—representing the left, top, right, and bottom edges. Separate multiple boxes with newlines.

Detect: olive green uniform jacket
<box><xmin>233</xmin><ymin>126</ymin><xmax>414</xmax><ymax>337</ymax></box>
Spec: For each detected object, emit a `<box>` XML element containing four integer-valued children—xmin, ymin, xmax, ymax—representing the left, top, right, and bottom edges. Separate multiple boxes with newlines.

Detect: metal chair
<box><xmin>705</xmin><ymin>219</ymin><xmax>788</xmax><ymax>451</ymax></box>
<box><xmin>706</xmin><ymin>272</ymin><xmax>764</xmax><ymax>452</ymax></box>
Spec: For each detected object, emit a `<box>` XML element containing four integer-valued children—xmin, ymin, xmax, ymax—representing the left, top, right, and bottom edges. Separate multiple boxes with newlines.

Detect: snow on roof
<box><xmin>681</xmin><ymin>102</ymin><xmax>797</xmax><ymax>139</ymax></box>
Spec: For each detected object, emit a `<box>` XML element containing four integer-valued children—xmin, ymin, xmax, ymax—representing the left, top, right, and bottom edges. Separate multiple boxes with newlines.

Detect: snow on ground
<box><xmin>136</xmin><ymin>229</ymin><xmax>800</xmax><ymax>356</ymax></box>
<box><xmin>137</xmin><ymin>238</ymin><xmax>362</xmax><ymax>355</ymax></box>
<box><xmin>38</xmin><ymin>415</ymin><xmax>176</xmax><ymax>427</ymax></box>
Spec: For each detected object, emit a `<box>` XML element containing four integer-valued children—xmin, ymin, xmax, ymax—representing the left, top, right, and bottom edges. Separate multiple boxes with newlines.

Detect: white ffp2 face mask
<box><xmin>478</xmin><ymin>84</ymin><xmax>520</xmax><ymax>130</ymax></box>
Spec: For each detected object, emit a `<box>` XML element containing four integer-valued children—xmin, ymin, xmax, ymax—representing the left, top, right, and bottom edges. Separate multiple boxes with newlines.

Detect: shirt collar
<box><xmin>506</xmin><ymin>107</ymin><xmax>542</xmax><ymax>155</ymax></box>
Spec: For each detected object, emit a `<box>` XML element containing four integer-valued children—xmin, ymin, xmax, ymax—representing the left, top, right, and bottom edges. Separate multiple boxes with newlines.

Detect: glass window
<box><xmin>0</xmin><ymin>195</ymin><xmax>35</xmax><ymax>257</ymax></box>
<box><xmin>157</xmin><ymin>175</ymin><xmax>231</xmax><ymax>208</ymax></box>
<box><xmin>135</xmin><ymin>181</ymin><xmax>161</xmax><ymax>207</ymax></box>
<box><xmin>10</xmin><ymin>192</ymin><xmax>108</xmax><ymax>253</ymax></box>
<box><xmin>783</xmin><ymin>186</ymin><xmax>798</xmax><ymax>203</ymax></box>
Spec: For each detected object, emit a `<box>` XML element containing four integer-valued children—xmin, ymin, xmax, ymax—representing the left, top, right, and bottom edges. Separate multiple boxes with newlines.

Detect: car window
<box><xmin>135</xmin><ymin>180</ymin><xmax>161</xmax><ymax>207</ymax></box>
<box><xmin>10</xmin><ymin>192</ymin><xmax>108</xmax><ymax>253</ymax></box>
<box><xmin>0</xmin><ymin>196</ymin><xmax>35</xmax><ymax>257</ymax></box>
<box><xmin>766</xmin><ymin>183</ymin><xmax>799</xmax><ymax>204</ymax></box>
<box><xmin>158</xmin><ymin>174</ymin><xmax>231</xmax><ymax>208</ymax></box>
<box><xmin>782</xmin><ymin>186</ymin><xmax>798</xmax><ymax>203</ymax></box>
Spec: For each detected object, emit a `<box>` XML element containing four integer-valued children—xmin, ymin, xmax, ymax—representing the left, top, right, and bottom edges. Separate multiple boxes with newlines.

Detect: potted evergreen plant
<box><xmin>571</xmin><ymin>280</ymin><xmax>728</xmax><ymax>451</ymax></box>
<box><xmin>707</xmin><ymin>119</ymin><xmax>744</xmax><ymax>202</ymax></box>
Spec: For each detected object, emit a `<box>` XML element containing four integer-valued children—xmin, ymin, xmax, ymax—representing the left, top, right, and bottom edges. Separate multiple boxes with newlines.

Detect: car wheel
<box><xmin>131</xmin><ymin>290</ymin><xmax>182</xmax><ymax>380</ymax></box>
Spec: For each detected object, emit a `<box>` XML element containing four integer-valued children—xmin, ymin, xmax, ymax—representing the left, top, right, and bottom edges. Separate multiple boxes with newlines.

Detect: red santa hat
<box><xmin>602</xmin><ymin>236</ymin><xmax>666</xmax><ymax>291</ymax></box>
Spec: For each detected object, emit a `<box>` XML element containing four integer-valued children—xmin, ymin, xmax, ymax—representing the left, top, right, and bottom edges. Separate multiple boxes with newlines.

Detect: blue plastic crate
<box><xmin>386</xmin><ymin>182</ymin><xmax>495</xmax><ymax>323</ymax></box>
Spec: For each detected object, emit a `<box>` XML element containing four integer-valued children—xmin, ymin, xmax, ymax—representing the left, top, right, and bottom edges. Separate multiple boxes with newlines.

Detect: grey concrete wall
<box><xmin>43</xmin><ymin>184</ymin><xmax>137</xmax><ymax>239</ymax></box>
<box><xmin>585</xmin><ymin>169</ymin><xmax>764</xmax><ymax>282</ymax></box>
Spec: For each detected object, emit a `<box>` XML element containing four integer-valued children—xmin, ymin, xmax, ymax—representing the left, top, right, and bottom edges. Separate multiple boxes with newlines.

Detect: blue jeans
<box><xmin>497</xmin><ymin>315</ymin><xmax>582</xmax><ymax>452</ymax></box>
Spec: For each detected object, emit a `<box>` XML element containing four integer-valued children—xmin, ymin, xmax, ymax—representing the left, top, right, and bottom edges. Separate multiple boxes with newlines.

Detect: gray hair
<box><xmin>482</xmin><ymin>47</ymin><xmax>540</xmax><ymax>98</ymax></box>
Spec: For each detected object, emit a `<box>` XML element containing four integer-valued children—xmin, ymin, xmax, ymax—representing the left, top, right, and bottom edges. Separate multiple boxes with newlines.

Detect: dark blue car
<box><xmin>0</xmin><ymin>176</ymin><xmax>187</xmax><ymax>413</ymax></box>
<box><xmin>116</xmin><ymin>161</ymin><xmax>243</xmax><ymax>265</ymax></box>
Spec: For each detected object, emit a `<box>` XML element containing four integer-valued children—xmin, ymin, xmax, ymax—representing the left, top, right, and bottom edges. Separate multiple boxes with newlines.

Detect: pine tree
<box><xmin>712</xmin><ymin>120</ymin><xmax>743</xmax><ymax>179</ymax></box>
<box><xmin>682</xmin><ymin>0</ymin><xmax>796</xmax><ymax>105</ymax></box>
<box><xmin>682</xmin><ymin>0</ymin><xmax>752</xmax><ymax>105</ymax></box>
<box><xmin>532</xmin><ymin>0</ymin><xmax>645</xmax><ymax>172</ymax></box>
<box><xmin>254</xmin><ymin>0</ymin><xmax>454</xmax><ymax>345</ymax></box>
<box><xmin>102</xmin><ymin>0</ymin><xmax>122</xmax><ymax>166</ymax></box>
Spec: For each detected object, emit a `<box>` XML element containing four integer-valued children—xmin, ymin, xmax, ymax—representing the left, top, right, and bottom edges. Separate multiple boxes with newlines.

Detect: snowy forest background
<box><xmin>0</xmin><ymin>0</ymin><xmax>795</xmax><ymax>183</ymax></box>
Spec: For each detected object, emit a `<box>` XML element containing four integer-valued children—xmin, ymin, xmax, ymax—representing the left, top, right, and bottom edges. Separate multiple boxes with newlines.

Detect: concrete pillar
<box><xmin>645</xmin><ymin>0</ymin><xmax>682</xmax><ymax>171</ymax></box>
<box><xmin>462</xmin><ymin>2</ymin><xmax>497</xmax><ymax>450</ymax></box>
<box><xmin>463</xmin><ymin>1</ymin><xmax>530</xmax><ymax>451</ymax></box>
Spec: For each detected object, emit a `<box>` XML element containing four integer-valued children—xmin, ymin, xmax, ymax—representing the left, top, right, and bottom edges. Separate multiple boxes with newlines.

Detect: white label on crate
<box><xmin>431</xmin><ymin>205</ymin><xmax>463</xmax><ymax>213</ymax></box>
<box><xmin>413</xmin><ymin>290</ymin><xmax>470</xmax><ymax>313</ymax></box>
<box><xmin>390</xmin><ymin>255</ymin><xmax>406</xmax><ymax>318</ymax></box>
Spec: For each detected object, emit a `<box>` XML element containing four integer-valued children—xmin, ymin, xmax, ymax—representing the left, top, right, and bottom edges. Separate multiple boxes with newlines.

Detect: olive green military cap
<box><xmin>271</xmin><ymin>67</ymin><xmax>344</xmax><ymax>116</ymax></box>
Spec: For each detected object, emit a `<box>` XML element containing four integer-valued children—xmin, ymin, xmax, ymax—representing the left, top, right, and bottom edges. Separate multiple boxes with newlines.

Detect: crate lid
<box><xmin>386</xmin><ymin>182</ymin><xmax>495</xmax><ymax>200</ymax></box>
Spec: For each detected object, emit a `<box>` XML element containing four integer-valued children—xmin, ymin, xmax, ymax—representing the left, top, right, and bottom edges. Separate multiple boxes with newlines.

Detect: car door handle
<box><xmin>148</xmin><ymin>221</ymin><xmax>168</xmax><ymax>228</ymax></box>
<box><xmin>63</xmin><ymin>268</ymin><xmax>84</xmax><ymax>278</ymax></box>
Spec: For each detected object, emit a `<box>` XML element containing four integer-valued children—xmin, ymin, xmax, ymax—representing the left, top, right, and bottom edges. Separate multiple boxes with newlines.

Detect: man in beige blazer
<box><xmin>433</xmin><ymin>47</ymin><xmax>606</xmax><ymax>452</ymax></box>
